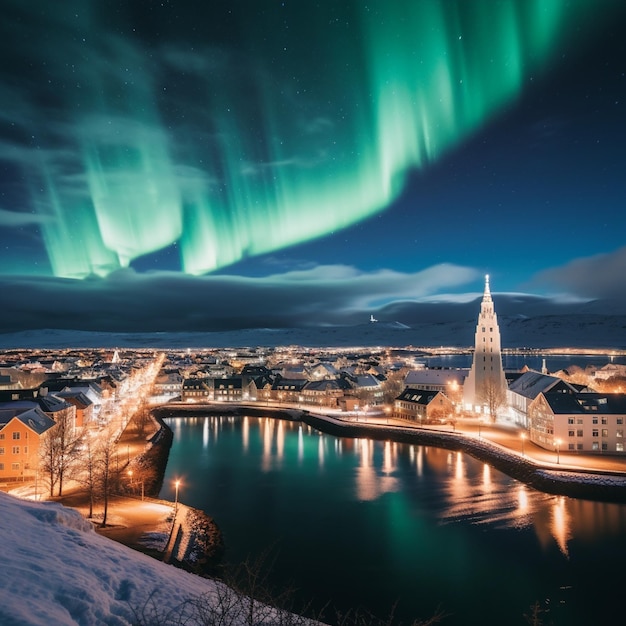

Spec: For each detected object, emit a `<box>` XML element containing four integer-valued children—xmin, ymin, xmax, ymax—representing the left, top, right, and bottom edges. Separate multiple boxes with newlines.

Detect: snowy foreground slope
<box><xmin>0</xmin><ymin>492</ymin><xmax>306</xmax><ymax>626</ymax></box>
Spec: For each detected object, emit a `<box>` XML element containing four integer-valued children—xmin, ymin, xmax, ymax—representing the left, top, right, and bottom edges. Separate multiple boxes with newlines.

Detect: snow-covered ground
<box><xmin>0</xmin><ymin>492</ymin><xmax>212</xmax><ymax>625</ymax></box>
<box><xmin>0</xmin><ymin>491</ymin><xmax>317</xmax><ymax>626</ymax></box>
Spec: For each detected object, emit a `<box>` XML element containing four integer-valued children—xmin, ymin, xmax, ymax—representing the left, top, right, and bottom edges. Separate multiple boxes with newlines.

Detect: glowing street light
<box><xmin>520</xmin><ymin>433</ymin><xmax>526</xmax><ymax>457</ymax></box>
<box><xmin>555</xmin><ymin>438</ymin><xmax>562</xmax><ymax>464</ymax></box>
<box><xmin>174</xmin><ymin>479</ymin><xmax>181</xmax><ymax>515</ymax></box>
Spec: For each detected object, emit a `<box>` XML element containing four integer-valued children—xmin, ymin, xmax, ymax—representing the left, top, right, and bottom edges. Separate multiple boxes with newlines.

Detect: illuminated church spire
<box><xmin>463</xmin><ymin>274</ymin><xmax>507</xmax><ymax>414</ymax></box>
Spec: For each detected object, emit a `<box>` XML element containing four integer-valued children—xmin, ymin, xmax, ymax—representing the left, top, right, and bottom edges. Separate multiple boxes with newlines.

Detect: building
<box><xmin>213</xmin><ymin>377</ymin><xmax>251</xmax><ymax>402</ymax></box>
<box><xmin>182</xmin><ymin>376</ymin><xmax>255</xmax><ymax>403</ymax></box>
<box><xmin>54</xmin><ymin>390</ymin><xmax>94</xmax><ymax>429</ymax></box>
<box><xmin>393</xmin><ymin>388</ymin><xmax>455</xmax><ymax>423</ymax></box>
<box><xmin>463</xmin><ymin>275</ymin><xmax>507</xmax><ymax>413</ymax></box>
<box><xmin>153</xmin><ymin>371</ymin><xmax>183</xmax><ymax>399</ymax></box>
<box><xmin>301</xmin><ymin>378</ymin><xmax>352</xmax><ymax>408</ymax></box>
<box><xmin>528</xmin><ymin>392</ymin><xmax>626</xmax><ymax>455</ymax></box>
<box><xmin>270</xmin><ymin>378</ymin><xmax>308</xmax><ymax>404</ymax></box>
<box><xmin>507</xmin><ymin>370</ymin><xmax>578</xmax><ymax>429</ymax></box>
<box><xmin>181</xmin><ymin>378</ymin><xmax>213</xmax><ymax>402</ymax></box>
<box><xmin>403</xmin><ymin>368</ymin><xmax>465</xmax><ymax>395</ymax></box>
<box><xmin>0</xmin><ymin>405</ymin><xmax>56</xmax><ymax>481</ymax></box>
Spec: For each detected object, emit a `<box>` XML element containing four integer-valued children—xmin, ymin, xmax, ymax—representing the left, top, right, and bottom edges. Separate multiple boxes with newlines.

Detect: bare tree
<box><xmin>478</xmin><ymin>377</ymin><xmax>506</xmax><ymax>423</ymax></box>
<box><xmin>38</xmin><ymin>410</ymin><xmax>84</xmax><ymax>497</ymax></box>
<box><xmin>94</xmin><ymin>424</ymin><xmax>121</xmax><ymax>528</ymax></box>
<box><xmin>382</xmin><ymin>369</ymin><xmax>406</xmax><ymax>404</ymax></box>
<box><xmin>77</xmin><ymin>433</ymin><xmax>98</xmax><ymax>519</ymax></box>
<box><xmin>133</xmin><ymin>398</ymin><xmax>154</xmax><ymax>439</ymax></box>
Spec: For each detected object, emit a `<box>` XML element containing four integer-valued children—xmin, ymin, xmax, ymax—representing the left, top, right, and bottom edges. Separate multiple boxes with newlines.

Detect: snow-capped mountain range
<box><xmin>0</xmin><ymin>314</ymin><xmax>624</xmax><ymax>350</ymax></box>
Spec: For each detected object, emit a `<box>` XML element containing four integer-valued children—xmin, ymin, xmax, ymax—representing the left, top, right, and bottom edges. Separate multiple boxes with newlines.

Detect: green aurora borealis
<box><xmin>1</xmin><ymin>0</ymin><xmax>620</xmax><ymax>279</ymax></box>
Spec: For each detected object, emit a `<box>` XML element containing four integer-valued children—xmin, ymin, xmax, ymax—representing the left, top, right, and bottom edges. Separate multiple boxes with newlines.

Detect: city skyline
<box><xmin>1</xmin><ymin>1</ymin><xmax>626</xmax><ymax>333</ymax></box>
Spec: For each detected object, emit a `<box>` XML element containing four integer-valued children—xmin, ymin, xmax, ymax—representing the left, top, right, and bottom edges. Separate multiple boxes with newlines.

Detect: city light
<box><xmin>174</xmin><ymin>479</ymin><xmax>181</xmax><ymax>515</ymax></box>
<box><xmin>520</xmin><ymin>433</ymin><xmax>526</xmax><ymax>457</ymax></box>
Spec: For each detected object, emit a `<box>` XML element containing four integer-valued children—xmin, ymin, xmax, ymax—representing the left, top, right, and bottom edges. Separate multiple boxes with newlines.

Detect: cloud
<box><xmin>530</xmin><ymin>247</ymin><xmax>626</xmax><ymax>302</ymax></box>
<box><xmin>2</xmin><ymin>261</ymin><xmax>624</xmax><ymax>335</ymax></box>
<box><xmin>0</xmin><ymin>264</ymin><xmax>480</xmax><ymax>333</ymax></box>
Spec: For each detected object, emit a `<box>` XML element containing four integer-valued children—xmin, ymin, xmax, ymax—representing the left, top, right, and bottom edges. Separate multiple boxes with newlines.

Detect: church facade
<box><xmin>463</xmin><ymin>275</ymin><xmax>507</xmax><ymax>414</ymax></box>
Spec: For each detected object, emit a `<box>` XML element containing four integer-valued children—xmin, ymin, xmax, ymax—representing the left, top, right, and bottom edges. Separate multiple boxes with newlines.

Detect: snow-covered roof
<box><xmin>353</xmin><ymin>374</ymin><xmax>382</xmax><ymax>389</ymax></box>
<box><xmin>544</xmin><ymin>392</ymin><xmax>626</xmax><ymax>414</ymax></box>
<box><xmin>0</xmin><ymin>405</ymin><xmax>56</xmax><ymax>435</ymax></box>
<box><xmin>508</xmin><ymin>371</ymin><xmax>576</xmax><ymax>400</ymax></box>
<box><xmin>404</xmin><ymin>369</ymin><xmax>465</xmax><ymax>387</ymax></box>
<box><xmin>396</xmin><ymin>388</ymin><xmax>440</xmax><ymax>405</ymax></box>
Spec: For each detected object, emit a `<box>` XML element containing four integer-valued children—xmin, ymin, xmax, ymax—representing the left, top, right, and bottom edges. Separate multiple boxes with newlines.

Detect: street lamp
<box><xmin>174</xmin><ymin>479</ymin><xmax>180</xmax><ymax>515</ymax></box>
<box><xmin>555</xmin><ymin>438</ymin><xmax>562</xmax><ymax>464</ymax></box>
<box><xmin>520</xmin><ymin>433</ymin><xmax>526</xmax><ymax>457</ymax></box>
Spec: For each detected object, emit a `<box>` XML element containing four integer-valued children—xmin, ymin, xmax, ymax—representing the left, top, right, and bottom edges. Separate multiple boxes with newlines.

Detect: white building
<box><xmin>528</xmin><ymin>392</ymin><xmax>626</xmax><ymax>455</ymax></box>
<box><xmin>507</xmin><ymin>370</ymin><xmax>578</xmax><ymax>429</ymax></box>
<box><xmin>463</xmin><ymin>275</ymin><xmax>507</xmax><ymax>412</ymax></box>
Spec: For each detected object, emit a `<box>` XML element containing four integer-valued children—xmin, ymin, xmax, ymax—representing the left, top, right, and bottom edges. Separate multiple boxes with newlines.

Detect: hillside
<box><xmin>0</xmin><ymin>492</ymin><xmax>219</xmax><ymax>625</ymax></box>
<box><xmin>0</xmin><ymin>313</ymin><xmax>624</xmax><ymax>350</ymax></box>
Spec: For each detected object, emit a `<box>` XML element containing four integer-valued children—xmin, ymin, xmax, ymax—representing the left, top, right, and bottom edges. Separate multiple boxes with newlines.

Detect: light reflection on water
<box><xmin>163</xmin><ymin>415</ymin><xmax>626</xmax><ymax>626</ymax></box>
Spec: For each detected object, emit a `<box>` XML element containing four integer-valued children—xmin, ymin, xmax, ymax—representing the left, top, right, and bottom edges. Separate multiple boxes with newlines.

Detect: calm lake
<box><xmin>161</xmin><ymin>415</ymin><xmax>626</xmax><ymax>626</ymax></box>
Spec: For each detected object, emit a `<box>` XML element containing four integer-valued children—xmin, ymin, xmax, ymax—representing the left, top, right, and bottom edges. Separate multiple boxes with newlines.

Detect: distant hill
<box><xmin>0</xmin><ymin>313</ymin><xmax>624</xmax><ymax>350</ymax></box>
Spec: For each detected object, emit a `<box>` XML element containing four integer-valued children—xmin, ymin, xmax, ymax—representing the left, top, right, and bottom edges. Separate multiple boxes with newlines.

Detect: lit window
<box><xmin>602</xmin><ymin>429</ymin><xmax>608</xmax><ymax>438</ymax></box>
<box><xmin>617</xmin><ymin>443</ymin><xmax>624</xmax><ymax>452</ymax></box>
<box><xmin>617</xmin><ymin>430</ymin><xmax>624</xmax><ymax>438</ymax></box>
<box><xmin>592</xmin><ymin>442</ymin><xmax>599</xmax><ymax>450</ymax></box>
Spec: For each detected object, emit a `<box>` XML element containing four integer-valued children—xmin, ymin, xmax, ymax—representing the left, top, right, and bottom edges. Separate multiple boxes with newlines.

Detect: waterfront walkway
<box><xmin>163</xmin><ymin>400</ymin><xmax>626</xmax><ymax>475</ymax></box>
<box><xmin>336</xmin><ymin>412</ymin><xmax>626</xmax><ymax>475</ymax></box>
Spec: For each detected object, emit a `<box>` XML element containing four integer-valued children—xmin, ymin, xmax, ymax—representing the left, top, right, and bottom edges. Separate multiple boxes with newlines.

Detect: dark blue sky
<box><xmin>1</xmin><ymin>0</ymin><xmax>625</xmax><ymax>333</ymax></box>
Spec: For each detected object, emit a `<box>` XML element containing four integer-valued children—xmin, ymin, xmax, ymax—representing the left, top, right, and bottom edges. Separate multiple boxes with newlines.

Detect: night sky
<box><xmin>1</xmin><ymin>0</ymin><xmax>625</xmax><ymax>333</ymax></box>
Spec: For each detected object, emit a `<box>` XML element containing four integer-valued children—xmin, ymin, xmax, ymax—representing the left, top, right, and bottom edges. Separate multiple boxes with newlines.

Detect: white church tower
<box><xmin>463</xmin><ymin>274</ymin><xmax>507</xmax><ymax>411</ymax></box>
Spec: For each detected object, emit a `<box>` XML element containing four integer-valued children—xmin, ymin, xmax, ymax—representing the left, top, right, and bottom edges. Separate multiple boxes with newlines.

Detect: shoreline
<box><xmin>155</xmin><ymin>402</ymin><xmax>626</xmax><ymax>504</ymax></box>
